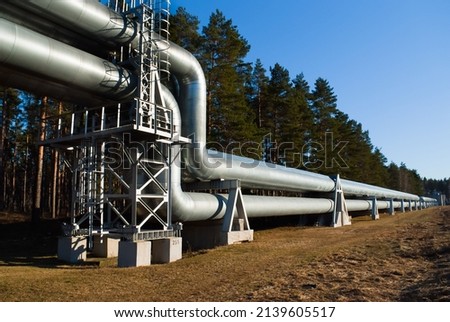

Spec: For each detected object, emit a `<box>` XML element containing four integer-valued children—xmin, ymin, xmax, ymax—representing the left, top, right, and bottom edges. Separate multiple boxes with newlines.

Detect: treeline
<box><xmin>0</xmin><ymin>8</ymin><xmax>445</xmax><ymax>215</ymax></box>
<box><xmin>423</xmin><ymin>178</ymin><xmax>450</xmax><ymax>200</ymax></box>
<box><xmin>0</xmin><ymin>90</ymin><xmax>73</xmax><ymax>216</ymax></box>
<box><xmin>170</xmin><ymin>8</ymin><xmax>437</xmax><ymax>195</ymax></box>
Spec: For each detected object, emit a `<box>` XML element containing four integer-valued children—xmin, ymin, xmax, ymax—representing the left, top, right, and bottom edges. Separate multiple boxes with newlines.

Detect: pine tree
<box><xmin>290</xmin><ymin>74</ymin><xmax>314</xmax><ymax>168</ymax></box>
<box><xmin>367</xmin><ymin>147</ymin><xmax>389</xmax><ymax>187</ymax></box>
<box><xmin>265</xmin><ymin>63</ymin><xmax>291</xmax><ymax>142</ymax></box>
<box><xmin>248</xmin><ymin>59</ymin><xmax>269</xmax><ymax>129</ymax></box>
<box><xmin>198</xmin><ymin>10</ymin><xmax>258</xmax><ymax>152</ymax></box>
<box><xmin>169</xmin><ymin>7</ymin><xmax>201</xmax><ymax>54</ymax></box>
<box><xmin>307</xmin><ymin>78</ymin><xmax>339</xmax><ymax>174</ymax></box>
<box><xmin>387</xmin><ymin>162</ymin><xmax>401</xmax><ymax>191</ymax></box>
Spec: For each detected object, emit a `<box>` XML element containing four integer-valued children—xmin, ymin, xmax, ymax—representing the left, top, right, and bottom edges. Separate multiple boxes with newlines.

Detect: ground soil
<box><xmin>0</xmin><ymin>207</ymin><xmax>448</xmax><ymax>302</ymax></box>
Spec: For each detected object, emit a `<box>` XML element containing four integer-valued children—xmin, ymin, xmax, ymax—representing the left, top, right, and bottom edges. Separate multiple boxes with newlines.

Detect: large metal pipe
<box><xmin>3</xmin><ymin>0</ymin><xmax>137</xmax><ymax>48</ymax></box>
<box><xmin>346</xmin><ymin>199</ymin><xmax>399</xmax><ymax>212</ymax></box>
<box><xmin>0</xmin><ymin>64</ymin><xmax>110</xmax><ymax>106</ymax></box>
<box><xmin>0</xmin><ymin>1</ymin><xmax>111</xmax><ymax>58</ymax></box>
<box><xmin>0</xmin><ymin>18</ymin><xmax>137</xmax><ymax>103</ymax></box>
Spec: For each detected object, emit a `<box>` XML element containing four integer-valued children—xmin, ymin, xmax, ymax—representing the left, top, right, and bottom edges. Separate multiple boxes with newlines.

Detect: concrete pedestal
<box><xmin>118</xmin><ymin>240</ymin><xmax>152</xmax><ymax>267</ymax></box>
<box><xmin>220</xmin><ymin>230</ymin><xmax>253</xmax><ymax>245</ymax></box>
<box><xmin>57</xmin><ymin>236</ymin><xmax>87</xmax><ymax>263</ymax></box>
<box><xmin>151</xmin><ymin>237</ymin><xmax>182</xmax><ymax>264</ymax></box>
<box><xmin>92</xmin><ymin>236</ymin><xmax>119</xmax><ymax>258</ymax></box>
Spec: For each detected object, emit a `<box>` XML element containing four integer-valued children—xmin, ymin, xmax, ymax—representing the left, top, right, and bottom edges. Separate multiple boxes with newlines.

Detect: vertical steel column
<box><xmin>371</xmin><ymin>197</ymin><xmax>379</xmax><ymax>220</ymax></box>
<box><xmin>388</xmin><ymin>198</ymin><xmax>395</xmax><ymax>215</ymax></box>
<box><xmin>129</xmin><ymin>148</ymin><xmax>139</xmax><ymax>228</ymax></box>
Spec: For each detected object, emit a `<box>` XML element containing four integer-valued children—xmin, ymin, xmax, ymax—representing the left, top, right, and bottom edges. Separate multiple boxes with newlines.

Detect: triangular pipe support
<box><xmin>331</xmin><ymin>174</ymin><xmax>351</xmax><ymax>227</ymax></box>
<box><xmin>221</xmin><ymin>180</ymin><xmax>251</xmax><ymax>233</ymax></box>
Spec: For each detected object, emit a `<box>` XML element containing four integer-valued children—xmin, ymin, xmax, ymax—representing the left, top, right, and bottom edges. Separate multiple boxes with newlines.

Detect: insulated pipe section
<box><xmin>0</xmin><ymin>2</ymin><xmax>111</xmax><ymax>58</ymax></box>
<box><xmin>0</xmin><ymin>65</ymin><xmax>113</xmax><ymax>106</ymax></box>
<box><xmin>340</xmin><ymin>179</ymin><xmax>418</xmax><ymax>200</ymax></box>
<box><xmin>0</xmin><ymin>18</ymin><xmax>137</xmax><ymax>103</ymax></box>
<box><xmin>346</xmin><ymin>199</ymin><xmax>402</xmax><ymax>212</ymax></box>
<box><xmin>4</xmin><ymin>0</ymin><xmax>137</xmax><ymax>47</ymax></box>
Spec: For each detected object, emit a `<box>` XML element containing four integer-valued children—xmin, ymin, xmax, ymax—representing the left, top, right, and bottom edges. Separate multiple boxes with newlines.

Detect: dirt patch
<box><xmin>0</xmin><ymin>207</ymin><xmax>448</xmax><ymax>301</ymax></box>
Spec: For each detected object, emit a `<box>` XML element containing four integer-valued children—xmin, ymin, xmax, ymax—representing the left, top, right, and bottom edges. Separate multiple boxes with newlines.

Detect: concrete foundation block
<box><xmin>57</xmin><ymin>236</ymin><xmax>87</xmax><ymax>263</ymax></box>
<box><xmin>92</xmin><ymin>236</ymin><xmax>119</xmax><ymax>258</ymax></box>
<box><xmin>118</xmin><ymin>240</ymin><xmax>151</xmax><ymax>268</ymax></box>
<box><xmin>220</xmin><ymin>230</ymin><xmax>254</xmax><ymax>245</ymax></box>
<box><xmin>151</xmin><ymin>237</ymin><xmax>182</xmax><ymax>264</ymax></box>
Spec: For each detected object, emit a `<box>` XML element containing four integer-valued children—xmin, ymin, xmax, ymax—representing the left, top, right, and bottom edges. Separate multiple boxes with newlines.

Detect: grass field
<box><xmin>0</xmin><ymin>207</ymin><xmax>448</xmax><ymax>302</ymax></box>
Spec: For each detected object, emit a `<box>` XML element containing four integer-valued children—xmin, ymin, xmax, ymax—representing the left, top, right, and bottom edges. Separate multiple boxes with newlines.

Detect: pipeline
<box><xmin>162</xmin><ymin>84</ymin><xmax>337</xmax><ymax>221</ymax></box>
<box><xmin>0</xmin><ymin>0</ymin><xmax>434</xmax><ymax>223</ymax></box>
<box><xmin>162</xmin><ymin>77</ymin><xmax>430</xmax><ymax>221</ymax></box>
<box><xmin>163</xmin><ymin>40</ymin><xmax>420</xmax><ymax>200</ymax></box>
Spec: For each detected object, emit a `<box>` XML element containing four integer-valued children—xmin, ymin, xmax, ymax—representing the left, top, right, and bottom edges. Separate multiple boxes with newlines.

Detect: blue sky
<box><xmin>170</xmin><ymin>0</ymin><xmax>449</xmax><ymax>180</ymax></box>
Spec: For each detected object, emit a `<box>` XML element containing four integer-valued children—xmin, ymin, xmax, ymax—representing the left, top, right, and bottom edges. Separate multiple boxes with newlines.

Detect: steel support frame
<box><xmin>56</xmin><ymin>2</ymin><xmax>179</xmax><ymax>245</ymax></box>
<box><xmin>103</xmin><ymin>137</ymin><xmax>173</xmax><ymax>241</ymax></box>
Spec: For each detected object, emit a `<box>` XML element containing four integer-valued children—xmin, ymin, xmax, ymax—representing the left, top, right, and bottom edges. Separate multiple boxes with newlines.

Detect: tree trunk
<box><xmin>0</xmin><ymin>89</ymin><xmax>5</xmax><ymax>210</ymax></box>
<box><xmin>23</xmin><ymin>135</ymin><xmax>29</xmax><ymax>213</ymax></box>
<box><xmin>52</xmin><ymin>148</ymin><xmax>60</xmax><ymax>219</ymax></box>
<box><xmin>51</xmin><ymin>102</ymin><xmax>63</xmax><ymax>218</ymax></box>
<box><xmin>12</xmin><ymin>141</ymin><xmax>17</xmax><ymax>211</ymax></box>
<box><xmin>257</xmin><ymin>89</ymin><xmax>262</xmax><ymax>128</ymax></box>
<box><xmin>32</xmin><ymin>97</ymin><xmax>47</xmax><ymax>224</ymax></box>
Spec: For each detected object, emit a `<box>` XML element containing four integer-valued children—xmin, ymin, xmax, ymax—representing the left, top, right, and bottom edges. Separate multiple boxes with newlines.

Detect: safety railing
<box><xmin>41</xmin><ymin>102</ymin><xmax>173</xmax><ymax>144</ymax></box>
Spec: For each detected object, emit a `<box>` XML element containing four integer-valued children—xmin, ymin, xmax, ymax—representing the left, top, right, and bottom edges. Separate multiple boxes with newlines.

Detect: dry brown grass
<box><xmin>0</xmin><ymin>207</ymin><xmax>449</xmax><ymax>302</ymax></box>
